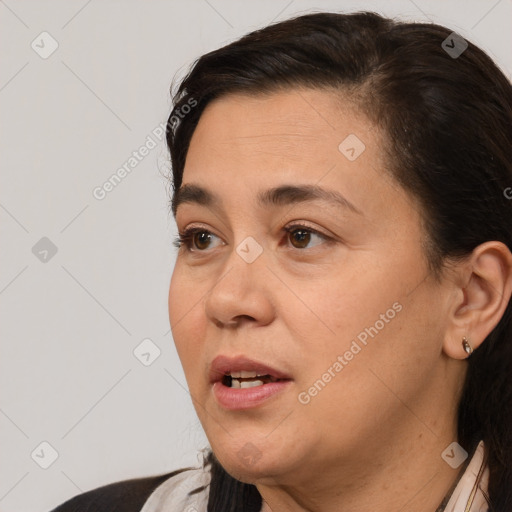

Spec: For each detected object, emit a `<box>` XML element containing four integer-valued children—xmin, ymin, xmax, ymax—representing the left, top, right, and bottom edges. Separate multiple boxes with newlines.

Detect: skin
<box><xmin>168</xmin><ymin>88</ymin><xmax>512</xmax><ymax>512</ymax></box>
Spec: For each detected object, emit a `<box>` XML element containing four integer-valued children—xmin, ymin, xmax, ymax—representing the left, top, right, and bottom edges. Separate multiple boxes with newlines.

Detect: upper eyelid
<box><xmin>282</xmin><ymin>223</ymin><xmax>329</xmax><ymax>238</ymax></box>
<box><xmin>180</xmin><ymin>222</ymin><xmax>329</xmax><ymax>238</ymax></box>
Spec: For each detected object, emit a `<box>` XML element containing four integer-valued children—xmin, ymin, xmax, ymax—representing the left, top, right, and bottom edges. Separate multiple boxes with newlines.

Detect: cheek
<box><xmin>306</xmin><ymin>260</ymin><xmax>402</xmax><ymax>344</ymax></box>
<box><xmin>291</xmin><ymin>253</ymin><xmax>435</xmax><ymax>399</ymax></box>
<box><xmin>313</xmin><ymin>281</ymin><xmax>442</xmax><ymax>409</ymax></box>
<box><xmin>168</xmin><ymin>263</ymin><xmax>207</xmax><ymax>328</ymax></box>
<box><xmin>290</xmin><ymin>298</ymin><xmax>433</xmax><ymax>451</ymax></box>
<box><xmin>168</xmin><ymin>266</ymin><xmax>208</xmax><ymax>378</ymax></box>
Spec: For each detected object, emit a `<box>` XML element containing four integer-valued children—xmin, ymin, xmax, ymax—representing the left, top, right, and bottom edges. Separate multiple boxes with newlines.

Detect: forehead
<box><xmin>184</xmin><ymin>88</ymin><xmax>378</xmax><ymax>180</ymax></box>
<box><xmin>191</xmin><ymin>88</ymin><xmax>365</xmax><ymax>139</ymax></box>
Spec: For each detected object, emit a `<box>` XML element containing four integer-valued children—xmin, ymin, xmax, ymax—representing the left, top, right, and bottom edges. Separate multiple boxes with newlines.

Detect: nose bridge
<box><xmin>233</xmin><ymin>234</ymin><xmax>265</xmax><ymax>266</ymax></box>
<box><xmin>204</xmin><ymin>232</ymin><xmax>272</xmax><ymax>326</ymax></box>
<box><xmin>216</xmin><ymin>232</ymin><xmax>266</xmax><ymax>295</ymax></box>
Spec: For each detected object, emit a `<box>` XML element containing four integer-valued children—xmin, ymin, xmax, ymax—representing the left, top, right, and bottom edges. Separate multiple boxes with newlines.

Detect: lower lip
<box><xmin>212</xmin><ymin>380</ymin><xmax>292</xmax><ymax>410</ymax></box>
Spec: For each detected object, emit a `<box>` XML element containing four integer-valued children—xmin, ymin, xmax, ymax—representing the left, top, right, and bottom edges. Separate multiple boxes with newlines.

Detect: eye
<box><xmin>173</xmin><ymin>228</ymin><xmax>222</xmax><ymax>252</ymax></box>
<box><xmin>282</xmin><ymin>223</ymin><xmax>329</xmax><ymax>249</ymax></box>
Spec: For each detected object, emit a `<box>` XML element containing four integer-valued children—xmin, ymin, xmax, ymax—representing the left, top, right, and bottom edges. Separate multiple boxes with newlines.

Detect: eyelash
<box><xmin>172</xmin><ymin>223</ymin><xmax>329</xmax><ymax>252</ymax></box>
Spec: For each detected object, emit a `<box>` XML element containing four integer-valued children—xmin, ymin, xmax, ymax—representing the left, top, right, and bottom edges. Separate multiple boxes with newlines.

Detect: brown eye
<box><xmin>173</xmin><ymin>228</ymin><xmax>222</xmax><ymax>252</ymax></box>
<box><xmin>193</xmin><ymin>231</ymin><xmax>213</xmax><ymax>250</ymax></box>
<box><xmin>284</xmin><ymin>224</ymin><xmax>328</xmax><ymax>250</ymax></box>
<box><xmin>289</xmin><ymin>228</ymin><xmax>312</xmax><ymax>249</ymax></box>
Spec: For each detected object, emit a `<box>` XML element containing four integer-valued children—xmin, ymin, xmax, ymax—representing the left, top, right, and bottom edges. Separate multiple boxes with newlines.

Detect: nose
<box><xmin>204</xmin><ymin>244</ymin><xmax>275</xmax><ymax>329</ymax></box>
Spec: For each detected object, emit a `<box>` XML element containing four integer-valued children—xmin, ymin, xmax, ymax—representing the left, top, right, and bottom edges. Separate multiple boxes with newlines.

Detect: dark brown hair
<box><xmin>166</xmin><ymin>11</ymin><xmax>512</xmax><ymax>511</ymax></box>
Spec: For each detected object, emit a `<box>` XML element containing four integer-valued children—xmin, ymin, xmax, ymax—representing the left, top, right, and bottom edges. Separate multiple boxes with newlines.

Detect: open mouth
<box><xmin>222</xmin><ymin>371</ymin><xmax>283</xmax><ymax>388</ymax></box>
<box><xmin>210</xmin><ymin>355</ymin><xmax>293</xmax><ymax>409</ymax></box>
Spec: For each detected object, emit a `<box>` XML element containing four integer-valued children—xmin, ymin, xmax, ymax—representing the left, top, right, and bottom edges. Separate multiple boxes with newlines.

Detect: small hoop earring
<box><xmin>462</xmin><ymin>337</ymin><xmax>473</xmax><ymax>356</ymax></box>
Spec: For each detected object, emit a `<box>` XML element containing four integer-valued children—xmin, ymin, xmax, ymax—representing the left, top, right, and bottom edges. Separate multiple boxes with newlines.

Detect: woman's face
<box><xmin>168</xmin><ymin>89</ymin><xmax>461</xmax><ymax>485</ymax></box>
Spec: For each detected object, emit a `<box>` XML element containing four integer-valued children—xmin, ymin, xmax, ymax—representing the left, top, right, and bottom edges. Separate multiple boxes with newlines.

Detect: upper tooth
<box><xmin>229</xmin><ymin>370</ymin><xmax>271</xmax><ymax>378</ymax></box>
<box><xmin>240</xmin><ymin>370</ymin><xmax>257</xmax><ymax>378</ymax></box>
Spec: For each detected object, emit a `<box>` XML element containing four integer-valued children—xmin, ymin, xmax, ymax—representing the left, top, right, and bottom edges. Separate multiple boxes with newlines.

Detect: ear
<box><xmin>443</xmin><ymin>241</ymin><xmax>512</xmax><ymax>360</ymax></box>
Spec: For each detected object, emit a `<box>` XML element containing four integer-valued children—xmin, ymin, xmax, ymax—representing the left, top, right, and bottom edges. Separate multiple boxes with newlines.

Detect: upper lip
<box><xmin>209</xmin><ymin>354</ymin><xmax>292</xmax><ymax>383</ymax></box>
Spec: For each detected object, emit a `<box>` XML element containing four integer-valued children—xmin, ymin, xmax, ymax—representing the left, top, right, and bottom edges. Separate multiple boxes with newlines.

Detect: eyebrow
<box><xmin>171</xmin><ymin>183</ymin><xmax>363</xmax><ymax>217</ymax></box>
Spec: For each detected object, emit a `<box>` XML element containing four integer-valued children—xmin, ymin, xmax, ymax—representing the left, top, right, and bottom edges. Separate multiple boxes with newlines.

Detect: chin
<box><xmin>209</xmin><ymin>433</ymin><xmax>305</xmax><ymax>485</ymax></box>
<box><xmin>218</xmin><ymin>451</ymin><xmax>289</xmax><ymax>484</ymax></box>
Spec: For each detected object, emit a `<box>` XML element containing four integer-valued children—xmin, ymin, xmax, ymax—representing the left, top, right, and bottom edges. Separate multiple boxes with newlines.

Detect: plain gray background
<box><xmin>1</xmin><ymin>1</ymin><xmax>511</xmax><ymax>511</ymax></box>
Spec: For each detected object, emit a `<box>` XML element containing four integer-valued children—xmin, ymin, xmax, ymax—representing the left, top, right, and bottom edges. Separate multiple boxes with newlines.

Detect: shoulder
<box><xmin>49</xmin><ymin>468</ymin><xmax>196</xmax><ymax>512</ymax></box>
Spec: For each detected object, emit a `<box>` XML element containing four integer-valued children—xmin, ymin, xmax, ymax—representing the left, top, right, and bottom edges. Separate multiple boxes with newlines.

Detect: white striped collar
<box><xmin>444</xmin><ymin>440</ymin><xmax>489</xmax><ymax>512</ymax></box>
